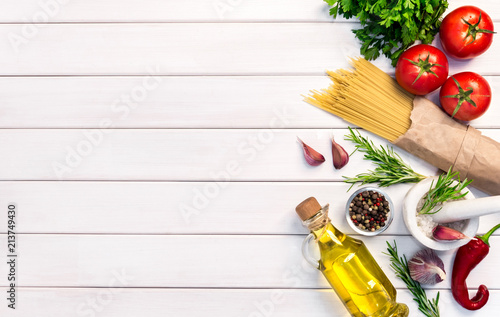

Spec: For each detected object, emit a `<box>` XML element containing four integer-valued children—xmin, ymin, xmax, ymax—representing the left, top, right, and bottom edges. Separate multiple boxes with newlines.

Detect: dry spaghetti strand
<box><xmin>304</xmin><ymin>58</ymin><xmax>414</xmax><ymax>143</ymax></box>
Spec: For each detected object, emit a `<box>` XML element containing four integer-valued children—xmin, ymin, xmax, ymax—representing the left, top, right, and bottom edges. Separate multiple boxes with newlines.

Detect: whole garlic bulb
<box><xmin>408</xmin><ymin>249</ymin><xmax>446</xmax><ymax>285</ymax></box>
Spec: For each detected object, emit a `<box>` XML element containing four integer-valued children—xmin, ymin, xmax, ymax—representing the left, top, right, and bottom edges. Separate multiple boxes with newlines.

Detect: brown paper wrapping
<box><xmin>394</xmin><ymin>96</ymin><xmax>500</xmax><ymax>195</ymax></box>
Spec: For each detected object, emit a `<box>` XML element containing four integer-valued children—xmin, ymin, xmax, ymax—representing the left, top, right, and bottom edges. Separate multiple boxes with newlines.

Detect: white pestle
<box><xmin>431</xmin><ymin>195</ymin><xmax>500</xmax><ymax>223</ymax></box>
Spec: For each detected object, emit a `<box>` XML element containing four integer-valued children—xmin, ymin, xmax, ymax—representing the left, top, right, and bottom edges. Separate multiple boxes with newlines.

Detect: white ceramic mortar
<box><xmin>403</xmin><ymin>177</ymin><xmax>479</xmax><ymax>251</ymax></box>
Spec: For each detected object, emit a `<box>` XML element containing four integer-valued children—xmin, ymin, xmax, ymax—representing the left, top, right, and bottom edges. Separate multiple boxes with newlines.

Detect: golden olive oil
<box><xmin>296</xmin><ymin>198</ymin><xmax>408</xmax><ymax>317</ymax></box>
<box><xmin>314</xmin><ymin>223</ymin><xmax>407</xmax><ymax>316</ymax></box>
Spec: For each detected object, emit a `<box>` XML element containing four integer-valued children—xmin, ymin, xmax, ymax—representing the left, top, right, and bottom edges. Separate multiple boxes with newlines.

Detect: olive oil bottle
<box><xmin>296</xmin><ymin>197</ymin><xmax>409</xmax><ymax>317</ymax></box>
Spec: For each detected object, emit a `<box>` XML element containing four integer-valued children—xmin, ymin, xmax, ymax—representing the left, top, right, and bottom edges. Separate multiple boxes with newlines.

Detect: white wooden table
<box><xmin>1</xmin><ymin>1</ymin><xmax>500</xmax><ymax>316</ymax></box>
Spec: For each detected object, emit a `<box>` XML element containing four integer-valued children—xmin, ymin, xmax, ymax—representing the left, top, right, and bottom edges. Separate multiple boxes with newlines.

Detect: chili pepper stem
<box><xmin>477</xmin><ymin>223</ymin><xmax>500</xmax><ymax>246</ymax></box>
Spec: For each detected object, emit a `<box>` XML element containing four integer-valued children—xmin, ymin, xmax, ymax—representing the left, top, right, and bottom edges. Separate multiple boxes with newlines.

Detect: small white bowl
<box><xmin>345</xmin><ymin>187</ymin><xmax>394</xmax><ymax>236</ymax></box>
<box><xmin>403</xmin><ymin>177</ymin><xmax>479</xmax><ymax>251</ymax></box>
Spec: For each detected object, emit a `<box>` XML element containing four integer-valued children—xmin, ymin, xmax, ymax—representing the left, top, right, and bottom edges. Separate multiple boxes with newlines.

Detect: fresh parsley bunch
<box><xmin>325</xmin><ymin>0</ymin><xmax>448</xmax><ymax>66</ymax></box>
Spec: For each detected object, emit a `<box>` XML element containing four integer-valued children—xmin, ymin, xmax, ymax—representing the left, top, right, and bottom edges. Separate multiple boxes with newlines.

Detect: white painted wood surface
<box><xmin>1</xmin><ymin>288</ymin><xmax>499</xmax><ymax>317</ymax></box>
<box><xmin>0</xmin><ymin>0</ymin><xmax>498</xmax><ymax>22</ymax></box>
<box><xmin>0</xmin><ymin>128</ymin><xmax>443</xmax><ymax>181</ymax></box>
<box><xmin>2</xmin><ymin>23</ymin><xmax>500</xmax><ymax>75</ymax></box>
<box><xmin>0</xmin><ymin>76</ymin><xmax>499</xmax><ymax>129</ymax></box>
<box><xmin>0</xmin><ymin>181</ymin><xmax>497</xmax><ymax>235</ymax></box>
<box><xmin>2</xmin><ymin>1</ymin><xmax>500</xmax><ymax>316</ymax></box>
<box><xmin>1</xmin><ymin>234</ymin><xmax>499</xmax><ymax>289</ymax></box>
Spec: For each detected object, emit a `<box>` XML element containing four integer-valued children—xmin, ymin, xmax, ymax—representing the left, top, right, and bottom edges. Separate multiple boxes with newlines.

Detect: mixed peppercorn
<box><xmin>348</xmin><ymin>190</ymin><xmax>390</xmax><ymax>232</ymax></box>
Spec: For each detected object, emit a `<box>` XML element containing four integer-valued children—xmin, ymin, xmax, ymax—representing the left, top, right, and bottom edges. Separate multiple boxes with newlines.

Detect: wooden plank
<box><xmin>1</xmin><ymin>287</ymin><xmax>499</xmax><ymax>316</ymax></box>
<box><xmin>2</xmin><ymin>23</ymin><xmax>500</xmax><ymax>75</ymax></box>
<box><xmin>0</xmin><ymin>181</ymin><xmax>412</xmax><ymax>235</ymax></box>
<box><xmin>0</xmin><ymin>0</ymin><xmax>332</xmax><ymax>23</ymax></box>
<box><xmin>0</xmin><ymin>181</ymin><xmax>496</xmax><ymax>235</ymax></box>
<box><xmin>0</xmin><ymin>76</ymin><xmax>336</xmax><ymax>129</ymax></box>
<box><xmin>1</xmin><ymin>234</ymin><xmax>499</xmax><ymax>289</ymax></box>
<box><xmin>0</xmin><ymin>128</ymin><xmax>441</xmax><ymax>181</ymax></box>
<box><xmin>0</xmin><ymin>0</ymin><xmax>498</xmax><ymax>22</ymax></box>
<box><xmin>1</xmin><ymin>76</ymin><xmax>499</xmax><ymax>129</ymax></box>
<box><xmin>1</xmin><ymin>23</ymin><xmax>382</xmax><ymax>75</ymax></box>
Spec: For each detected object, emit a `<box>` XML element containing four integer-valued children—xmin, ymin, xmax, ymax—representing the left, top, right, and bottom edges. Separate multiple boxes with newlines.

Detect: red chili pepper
<box><xmin>451</xmin><ymin>223</ymin><xmax>500</xmax><ymax>310</ymax></box>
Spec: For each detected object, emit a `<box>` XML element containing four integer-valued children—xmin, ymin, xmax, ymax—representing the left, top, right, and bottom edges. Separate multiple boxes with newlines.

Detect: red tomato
<box><xmin>439</xmin><ymin>72</ymin><xmax>491</xmax><ymax>121</ymax></box>
<box><xmin>440</xmin><ymin>6</ymin><xmax>495</xmax><ymax>59</ymax></box>
<box><xmin>395</xmin><ymin>44</ymin><xmax>449</xmax><ymax>95</ymax></box>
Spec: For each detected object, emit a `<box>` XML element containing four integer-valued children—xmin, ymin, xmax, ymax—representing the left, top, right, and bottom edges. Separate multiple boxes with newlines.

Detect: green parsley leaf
<box><xmin>324</xmin><ymin>0</ymin><xmax>448</xmax><ymax>66</ymax></box>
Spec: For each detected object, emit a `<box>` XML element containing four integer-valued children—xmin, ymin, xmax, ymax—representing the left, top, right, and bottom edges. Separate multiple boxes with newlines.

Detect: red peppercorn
<box><xmin>370</xmin><ymin>218</ymin><xmax>374</xmax><ymax>221</ymax></box>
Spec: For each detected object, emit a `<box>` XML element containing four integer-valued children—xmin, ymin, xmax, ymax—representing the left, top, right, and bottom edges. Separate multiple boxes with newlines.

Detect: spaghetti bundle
<box><xmin>305</xmin><ymin>58</ymin><xmax>500</xmax><ymax>195</ymax></box>
<box><xmin>305</xmin><ymin>58</ymin><xmax>414</xmax><ymax>142</ymax></box>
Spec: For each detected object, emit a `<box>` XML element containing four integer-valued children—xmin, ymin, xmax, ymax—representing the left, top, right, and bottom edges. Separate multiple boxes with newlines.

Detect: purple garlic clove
<box><xmin>432</xmin><ymin>225</ymin><xmax>469</xmax><ymax>241</ymax></box>
<box><xmin>332</xmin><ymin>136</ymin><xmax>349</xmax><ymax>169</ymax></box>
<box><xmin>298</xmin><ymin>137</ymin><xmax>325</xmax><ymax>166</ymax></box>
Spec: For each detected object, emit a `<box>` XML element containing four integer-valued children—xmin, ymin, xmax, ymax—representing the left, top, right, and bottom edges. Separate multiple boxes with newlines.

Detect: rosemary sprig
<box><xmin>343</xmin><ymin>128</ymin><xmax>426</xmax><ymax>187</ymax></box>
<box><xmin>385</xmin><ymin>241</ymin><xmax>440</xmax><ymax>317</ymax></box>
<box><xmin>419</xmin><ymin>167</ymin><xmax>472</xmax><ymax>214</ymax></box>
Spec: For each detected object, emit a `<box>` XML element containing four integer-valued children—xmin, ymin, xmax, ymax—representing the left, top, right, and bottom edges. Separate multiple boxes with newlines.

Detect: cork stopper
<box><xmin>295</xmin><ymin>197</ymin><xmax>322</xmax><ymax>221</ymax></box>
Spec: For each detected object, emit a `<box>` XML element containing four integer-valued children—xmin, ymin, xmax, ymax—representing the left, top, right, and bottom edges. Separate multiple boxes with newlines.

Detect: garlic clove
<box><xmin>408</xmin><ymin>249</ymin><xmax>446</xmax><ymax>285</ymax></box>
<box><xmin>298</xmin><ymin>137</ymin><xmax>325</xmax><ymax>166</ymax></box>
<box><xmin>432</xmin><ymin>225</ymin><xmax>469</xmax><ymax>241</ymax></box>
<box><xmin>332</xmin><ymin>136</ymin><xmax>349</xmax><ymax>169</ymax></box>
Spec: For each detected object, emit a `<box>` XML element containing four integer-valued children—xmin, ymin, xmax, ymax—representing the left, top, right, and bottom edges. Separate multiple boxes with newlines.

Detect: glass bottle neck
<box><xmin>302</xmin><ymin>204</ymin><xmax>330</xmax><ymax>231</ymax></box>
<box><xmin>302</xmin><ymin>204</ymin><xmax>345</xmax><ymax>242</ymax></box>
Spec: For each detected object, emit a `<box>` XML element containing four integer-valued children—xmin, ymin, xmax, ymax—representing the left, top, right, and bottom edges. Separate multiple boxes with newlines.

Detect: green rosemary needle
<box><xmin>419</xmin><ymin>167</ymin><xmax>472</xmax><ymax>215</ymax></box>
<box><xmin>343</xmin><ymin>128</ymin><xmax>426</xmax><ymax>187</ymax></box>
<box><xmin>385</xmin><ymin>241</ymin><xmax>440</xmax><ymax>317</ymax></box>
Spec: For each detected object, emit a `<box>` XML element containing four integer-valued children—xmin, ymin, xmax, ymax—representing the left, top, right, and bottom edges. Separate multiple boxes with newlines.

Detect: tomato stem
<box><xmin>442</xmin><ymin>77</ymin><xmax>477</xmax><ymax>118</ymax></box>
<box><xmin>462</xmin><ymin>13</ymin><xmax>496</xmax><ymax>45</ymax></box>
<box><xmin>404</xmin><ymin>53</ymin><xmax>443</xmax><ymax>85</ymax></box>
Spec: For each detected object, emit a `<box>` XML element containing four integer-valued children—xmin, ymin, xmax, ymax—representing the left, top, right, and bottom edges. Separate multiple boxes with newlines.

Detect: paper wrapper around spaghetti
<box><xmin>394</xmin><ymin>96</ymin><xmax>500</xmax><ymax>195</ymax></box>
